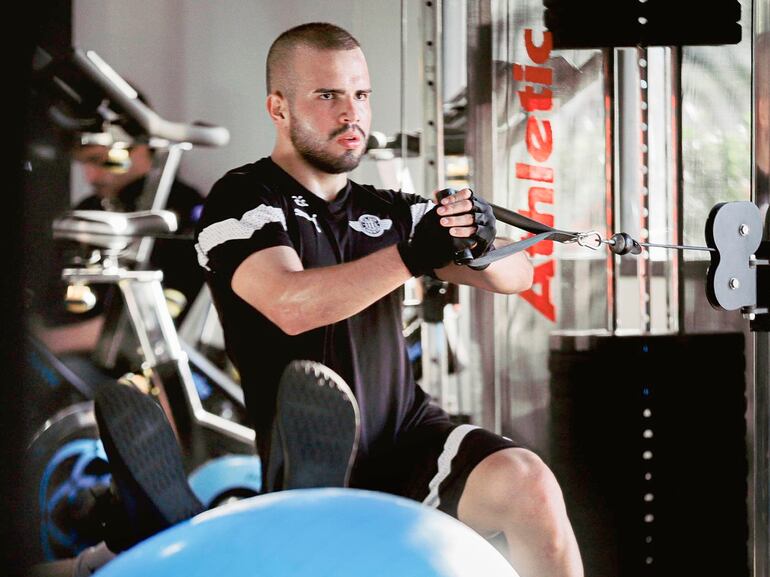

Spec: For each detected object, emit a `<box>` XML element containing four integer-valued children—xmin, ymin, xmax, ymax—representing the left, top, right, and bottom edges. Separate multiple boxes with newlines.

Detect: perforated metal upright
<box><xmin>419</xmin><ymin>0</ymin><xmax>453</xmax><ymax>411</ymax></box>
<box><xmin>750</xmin><ymin>0</ymin><xmax>770</xmax><ymax>574</ymax></box>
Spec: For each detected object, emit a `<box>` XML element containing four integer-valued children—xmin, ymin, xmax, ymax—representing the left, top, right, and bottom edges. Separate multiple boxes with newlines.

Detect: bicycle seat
<box><xmin>53</xmin><ymin>210</ymin><xmax>178</xmax><ymax>252</ymax></box>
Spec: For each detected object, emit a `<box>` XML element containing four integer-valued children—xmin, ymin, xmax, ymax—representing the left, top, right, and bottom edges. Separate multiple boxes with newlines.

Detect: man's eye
<box><xmin>356</xmin><ymin>92</ymin><xmax>369</xmax><ymax>101</ymax></box>
<box><xmin>320</xmin><ymin>93</ymin><xmax>334</xmax><ymax>100</ymax></box>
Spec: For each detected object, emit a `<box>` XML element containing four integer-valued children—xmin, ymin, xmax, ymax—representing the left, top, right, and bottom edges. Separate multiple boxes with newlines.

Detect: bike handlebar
<box><xmin>73</xmin><ymin>50</ymin><xmax>230</xmax><ymax>147</ymax></box>
<box><xmin>40</xmin><ymin>48</ymin><xmax>230</xmax><ymax>148</ymax></box>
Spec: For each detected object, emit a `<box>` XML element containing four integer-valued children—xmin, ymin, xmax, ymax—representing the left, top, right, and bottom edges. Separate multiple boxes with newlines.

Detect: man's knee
<box><xmin>461</xmin><ymin>447</ymin><xmax>569</xmax><ymax>534</ymax></box>
<box><xmin>484</xmin><ymin>448</ymin><xmax>565</xmax><ymax>518</ymax></box>
<box><xmin>465</xmin><ymin>448</ymin><xmax>583</xmax><ymax>575</ymax></box>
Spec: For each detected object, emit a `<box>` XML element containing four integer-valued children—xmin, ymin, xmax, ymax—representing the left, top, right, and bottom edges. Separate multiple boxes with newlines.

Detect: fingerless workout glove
<box><xmin>465</xmin><ymin>193</ymin><xmax>496</xmax><ymax>270</ymax></box>
<box><xmin>470</xmin><ymin>194</ymin><xmax>496</xmax><ymax>258</ymax></box>
<box><xmin>397</xmin><ymin>204</ymin><xmax>473</xmax><ymax>277</ymax></box>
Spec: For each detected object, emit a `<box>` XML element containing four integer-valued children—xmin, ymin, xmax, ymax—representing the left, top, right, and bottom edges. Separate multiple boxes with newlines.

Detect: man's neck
<box><xmin>270</xmin><ymin>149</ymin><xmax>348</xmax><ymax>202</ymax></box>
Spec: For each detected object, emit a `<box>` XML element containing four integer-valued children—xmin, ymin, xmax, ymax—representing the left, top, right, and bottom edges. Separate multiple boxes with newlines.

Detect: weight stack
<box><xmin>548</xmin><ymin>332</ymin><xmax>747</xmax><ymax>577</ymax></box>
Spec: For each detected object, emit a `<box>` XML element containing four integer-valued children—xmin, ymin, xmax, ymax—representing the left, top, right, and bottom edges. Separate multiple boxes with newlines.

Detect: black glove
<box><xmin>468</xmin><ymin>193</ymin><xmax>496</xmax><ymax>270</ymax></box>
<box><xmin>470</xmin><ymin>193</ymin><xmax>496</xmax><ymax>257</ymax></box>
<box><xmin>397</xmin><ymin>204</ymin><xmax>474</xmax><ymax>277</ymax></box>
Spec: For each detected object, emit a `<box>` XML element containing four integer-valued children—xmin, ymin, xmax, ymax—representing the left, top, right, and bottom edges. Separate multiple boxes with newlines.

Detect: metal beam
<box><xmin>750</xmin><ymin>1</ymin><xmax>770</xmax><ymax>574</ymax></box>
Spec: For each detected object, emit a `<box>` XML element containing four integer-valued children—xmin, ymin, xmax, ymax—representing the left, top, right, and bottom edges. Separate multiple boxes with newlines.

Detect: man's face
<box><xmin>72</xmin><ymin>144</ymin><xmax>150</xmax><ymax>199</ymax></box>
<box><xmin>283</xmin><ymin>46</ymin><xmax>372</xmax><ymax>174</ymax></box>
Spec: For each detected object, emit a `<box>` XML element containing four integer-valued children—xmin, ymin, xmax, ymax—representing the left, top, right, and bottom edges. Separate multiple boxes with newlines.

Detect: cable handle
<box><xmin>436</xmin><ymin>188</ymin><xmax>474</xmax><ymax>265</ymax></box>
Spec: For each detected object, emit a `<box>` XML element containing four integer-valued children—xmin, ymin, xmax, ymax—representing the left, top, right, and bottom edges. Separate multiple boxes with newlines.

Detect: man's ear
<box><xmin>266</xmin><ymin>92</ymin><xmax>287</xmax><ymax>123</ymax></box>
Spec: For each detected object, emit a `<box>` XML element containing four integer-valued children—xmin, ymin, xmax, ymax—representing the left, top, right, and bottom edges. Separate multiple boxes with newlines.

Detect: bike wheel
<box><xmin>22</xmin><ymin>401</ymin><xmax>112</xmax><ymax>562</ymax></box>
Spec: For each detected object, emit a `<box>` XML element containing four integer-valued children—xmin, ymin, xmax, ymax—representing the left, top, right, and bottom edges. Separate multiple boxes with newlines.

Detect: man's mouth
<box><xmin>331</xmin><ymin>124</ymin><xmax>366</xmax><ymax>150</ymax></box>
<box><xmin>336</xmin><ymin>132</ymin><xmax>363</xmax><ymax>149</ymax></box>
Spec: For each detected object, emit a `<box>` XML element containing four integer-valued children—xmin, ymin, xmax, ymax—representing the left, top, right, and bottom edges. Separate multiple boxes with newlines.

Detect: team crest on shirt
<box><xmin>349</xmin><ymin>214</ymin><xmax>393</xmax><ymax>238</ymax></box>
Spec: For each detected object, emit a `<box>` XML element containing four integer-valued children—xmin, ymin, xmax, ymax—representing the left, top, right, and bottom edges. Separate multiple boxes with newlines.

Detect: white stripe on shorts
<box><xmin>422</xmin><ymin>424</ymin><xmax>480</xmax><ymax>509</ymax></box>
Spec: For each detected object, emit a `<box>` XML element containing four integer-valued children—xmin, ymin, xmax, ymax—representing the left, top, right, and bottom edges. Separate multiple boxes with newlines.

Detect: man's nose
<box><xmin>339</xmin><ymin>96</ymin><xmax>359</xmax><ymax>124</ymax></box>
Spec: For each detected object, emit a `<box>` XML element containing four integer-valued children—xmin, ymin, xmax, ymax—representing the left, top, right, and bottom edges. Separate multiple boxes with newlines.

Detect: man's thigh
<box><xmin>353</xmin><ymin>422</ymin><xmax>519</xmax><ymax>518</ymax></box>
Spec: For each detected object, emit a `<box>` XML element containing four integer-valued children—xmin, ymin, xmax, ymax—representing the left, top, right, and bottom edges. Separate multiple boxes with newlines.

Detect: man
<box><xmin>195</xmin><ymin>22</ymin><xmax>583</xmax><ymax>577</ymax></box>
<box><xmin>35</xmin><ymin>134</ymin><xmax>204</xmax><ymax>355</ymax></box>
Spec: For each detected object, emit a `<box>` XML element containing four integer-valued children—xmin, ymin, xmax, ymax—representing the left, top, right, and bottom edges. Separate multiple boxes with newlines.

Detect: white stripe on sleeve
<box><xmin>195</xmin><ymin>204</ymin><xmax>287</xmax><ymax>270</ymax></box>
<box><xmin>409</xmin><ymin>200</ymin><xmax>437</xmax><ymax>239</ymax></box>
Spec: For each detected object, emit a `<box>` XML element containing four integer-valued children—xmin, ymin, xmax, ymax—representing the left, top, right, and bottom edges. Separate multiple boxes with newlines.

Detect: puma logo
<box><xmin>294</xmin><ymin>208</ymin><xmax>322</xmax><ymax>233</ymax></box>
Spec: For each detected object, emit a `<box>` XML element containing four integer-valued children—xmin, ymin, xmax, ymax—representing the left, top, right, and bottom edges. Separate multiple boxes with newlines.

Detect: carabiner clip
<box><xmin>576</xmin><ymin>231</ymin><xmax>603</xmax><ymax>250</ymax></box>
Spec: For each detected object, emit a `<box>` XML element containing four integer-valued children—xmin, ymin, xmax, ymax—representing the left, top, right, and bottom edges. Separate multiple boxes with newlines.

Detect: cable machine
<box><xmin>459</xmin><ymin>1</ymin><xmax>759</xmax><ymax>576</ymax></box>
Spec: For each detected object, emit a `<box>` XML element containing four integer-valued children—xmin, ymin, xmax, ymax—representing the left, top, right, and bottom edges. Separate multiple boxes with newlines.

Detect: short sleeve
<box><xmin>194</xmin><ymin>173</ymin><xmax>293</xmax><ymax>279</ymax></box>
<box><xmin>395</xmin><ymin>192</ymin><xmax>436</xmax><ymax>240</ymax></box>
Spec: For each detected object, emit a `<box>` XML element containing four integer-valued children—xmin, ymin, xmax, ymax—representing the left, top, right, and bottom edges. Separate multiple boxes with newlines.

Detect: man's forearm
<box><xmin>434</xmin><ymin>239</ymin><xmax>533</xmax><ymax>294</ymax></box>
<box><xmin>233</xmin><ymin>244</ymin><xmax>412</xmax><ymax>335</ymax></box>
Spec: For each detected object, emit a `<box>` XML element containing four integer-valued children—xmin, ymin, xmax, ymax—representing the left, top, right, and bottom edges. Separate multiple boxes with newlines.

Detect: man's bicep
<box><xmin>231</xmin><ymin>245</ymin><xmax>304</xmax><ymax>315</ymax></box>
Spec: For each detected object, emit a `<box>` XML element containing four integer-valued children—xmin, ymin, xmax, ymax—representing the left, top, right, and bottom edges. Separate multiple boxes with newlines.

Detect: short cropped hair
<box><xmin>266</xmin><ymin>22</ymin><xmax>361</xmax><ymax>95</ymax></box>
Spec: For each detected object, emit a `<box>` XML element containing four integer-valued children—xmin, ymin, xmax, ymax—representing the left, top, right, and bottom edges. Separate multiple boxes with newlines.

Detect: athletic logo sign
<box><xmin>349</xmin><ymin>214</ymin><xmax>393</xmax><ymax>238</ymax></box>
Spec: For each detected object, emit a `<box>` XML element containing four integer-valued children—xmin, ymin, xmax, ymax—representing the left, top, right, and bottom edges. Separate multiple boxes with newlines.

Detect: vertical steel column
<box><xmin>751</xmin><ymin>0</ymin><xmax>770</xmax><ymax>575</ymax></box>
<box><xmin>419</xmin><ymin>0</ymin><xmax>450</xmax><ymax>408</ymax></box>
<box><xmin>603</xmin><ymin>48</ymin><xmax>618</xmax><ymax>333</ymax></box>
<box><xmin>668</xmin><ymin>46</ymin><xmax>684</xmax><ymax>334</ymax></box>
<box><xmin>400</xmin><ymin>0</ymin><xmax>409</xmax><ymax>183</ymax></box>
<box><xmin>465</xmin><ymin>0</ymin><xmax>499</xmax><ymax>431</ymax></box>
<box><xmin>637</xmin><ymin>47</ymin><xmax>652</xmax><ymax>333</ymax></box>
<box><xmin>753</xmin><ymin>332</ymin><xmax>770</xmax><ymax>577</ymax></box>
<box><xmin>422</xmin><ymin>0</ymin><xmax>445</xmax><ymax>193</ymax></box>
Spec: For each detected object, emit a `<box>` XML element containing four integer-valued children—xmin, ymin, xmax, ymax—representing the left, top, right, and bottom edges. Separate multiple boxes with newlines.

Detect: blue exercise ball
<box><xmin>95</xmin><ymin>488</ymin><xmax>519</xmax><ymax>577</ymax></box>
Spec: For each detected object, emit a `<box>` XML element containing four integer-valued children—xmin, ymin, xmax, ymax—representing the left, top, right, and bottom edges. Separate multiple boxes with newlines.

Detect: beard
<box><xmin>290</xmin><ymin>119</ymin><xmax>366</xmax><ymax>175</ymax></box>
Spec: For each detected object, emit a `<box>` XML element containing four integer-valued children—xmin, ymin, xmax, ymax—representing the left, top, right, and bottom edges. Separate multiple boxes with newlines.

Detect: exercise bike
<box><xmin>22</xmin><ymin>47</ymin><xmax>261</xmax><ymax>562</ymax></box>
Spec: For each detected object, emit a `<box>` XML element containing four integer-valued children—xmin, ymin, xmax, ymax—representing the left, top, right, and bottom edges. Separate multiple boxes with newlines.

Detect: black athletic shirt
<box><xmin>194</xmin><ymin>157</ymin><xmax>448</xmax><ymax>478</ymax></box>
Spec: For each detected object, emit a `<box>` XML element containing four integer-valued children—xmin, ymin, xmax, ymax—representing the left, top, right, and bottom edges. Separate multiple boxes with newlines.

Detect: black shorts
<box><xmin>351</xmin><ymin>422</ymin><xmax>519</xmax><ymax>518</ymax></box>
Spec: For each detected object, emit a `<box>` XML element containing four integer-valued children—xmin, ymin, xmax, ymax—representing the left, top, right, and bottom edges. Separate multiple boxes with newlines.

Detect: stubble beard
<box><xmin>290</xmin><ymin>119</ymin><xmax>366</xmax><ymax>175</ymax></box>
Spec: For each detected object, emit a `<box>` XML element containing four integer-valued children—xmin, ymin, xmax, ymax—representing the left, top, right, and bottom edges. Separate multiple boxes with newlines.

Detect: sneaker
<box><xmin>93</xmin><ymin>381</ymin><xmax>204</xmax><ymax>551</ymax></box>
<box><xmin>274</xmin><ymin>360</ymin><xmax>360</xmax><ymax>491</ymax></box>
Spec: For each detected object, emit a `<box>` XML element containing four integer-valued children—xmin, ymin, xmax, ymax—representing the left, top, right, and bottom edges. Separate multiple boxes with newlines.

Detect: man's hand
<box><xmin>397</xmin><ymin>191</ymin><xmax>476</xmax><ymax>277</ymax></box>
<box><xmin>464</xmin><ymin>192</ymin><xmax>497</xmax><ymax>270</ymax></box>
<box><xmin>397</xmin><ymin>188</ymin><xmax>498</xmax><ymax>277</ymax></box>
<box><xmin>467</xmin><ymin>193</ymin><xmax>496</xmax><ymax>258</ymax></box>
<box><xmin>435</xmin><ymin>188</ymin><xmax>496</xmax><ymax>253</ymax></box>
<box><xmin>435</xmin><ymin>188</ymin><xmax>497</xmax><ymax>270</ymax></box>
